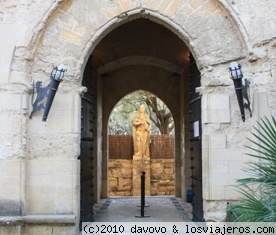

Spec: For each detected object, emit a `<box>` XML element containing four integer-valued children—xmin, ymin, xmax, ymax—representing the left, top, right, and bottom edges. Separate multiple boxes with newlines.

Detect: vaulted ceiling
<box><xmin>92</xmin><ymin>18</ymin><xmax>189</xmax><ymax>71</ymax></box>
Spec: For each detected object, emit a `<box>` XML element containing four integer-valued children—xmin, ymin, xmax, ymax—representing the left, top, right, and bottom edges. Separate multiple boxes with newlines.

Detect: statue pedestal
<box><xmin>132</xmin><ymin>155</ymin><xmax>151</xmax><ymax>196</ymax></box>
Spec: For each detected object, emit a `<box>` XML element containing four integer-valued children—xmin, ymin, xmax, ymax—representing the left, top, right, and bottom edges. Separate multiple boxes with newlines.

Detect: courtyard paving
<box><xmin>93</xmin><ymin>196</ymin><xmax>193</xmax><ymax>222</ymax></box>
<box><xmin>81</xmin><ymin>196</ymin><xmax>195</xmax><ymax>234</ymax></box>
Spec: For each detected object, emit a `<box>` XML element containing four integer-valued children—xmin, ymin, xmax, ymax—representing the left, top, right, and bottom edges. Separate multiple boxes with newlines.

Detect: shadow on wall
<box><xmin>108</xmin><ymin>135</ymin><xmax>175</xmax><ymax>196</ymax></box>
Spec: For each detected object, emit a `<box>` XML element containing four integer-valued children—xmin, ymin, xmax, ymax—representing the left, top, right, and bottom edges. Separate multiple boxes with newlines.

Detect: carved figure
<box><xmin>132</xmin><ymin>104</ymin><xmax>151</xmax><ymax>157</ymax></box>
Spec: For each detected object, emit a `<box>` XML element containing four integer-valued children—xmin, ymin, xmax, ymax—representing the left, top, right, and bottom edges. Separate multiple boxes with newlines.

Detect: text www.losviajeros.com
<box><xmin>82</xmin><ymin>222</ymin><xmax>276</xmax><ymax>234</ymax></box>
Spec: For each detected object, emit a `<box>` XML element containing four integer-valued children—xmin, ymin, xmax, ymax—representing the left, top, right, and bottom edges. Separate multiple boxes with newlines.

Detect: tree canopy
<box><xmin>108</xmin><ymin>90</ymin><xmax>174</xmax><ymax>135</ymax></box>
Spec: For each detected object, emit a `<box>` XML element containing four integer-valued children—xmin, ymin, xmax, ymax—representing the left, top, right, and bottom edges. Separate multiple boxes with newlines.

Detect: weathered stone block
<box><xmin>0</xmin><ymin>176</ymin><xmax>21</xmax><ymax>201</ymax></box>
<box><xmin>109</xmin><ymin>158</ymin><xmax>176</xmax><ymax>196</ymax></box>
<box><xmin>0</xmin><ymin>94</ymin><xmax>22</xmax><ymax>110</ymax></box>
<box><xmin>28</xmin><ymin>160</ymin><xmax>73</xmax><ymax>175</ymax></box>
<box><xmin>202</xmin><ymin>94</ymin><xmax>231</xmax><ymax>124</ymax></box>
<box><xmin>121</xmin><ymin>168</ymin><xmax>132</xmax><ymax>178</ymax></box>
<box><xmin>210</xmin><ymin>174</ymin><xmax>237</xmax><ymax>186</ymax></box>
<box><xmin>163</xmin><ymin>162</ymin><xmax>173</xmax><ymax>168</ymax></box>
<box><xmin>0</xmin><ymin>225</ymin><xmax>21</xmax><ymax>235</ymax></box>
<box><xmin>109</xmin><ymin>191</ymin><xmax>116</xmax><ymax>196</ymax></box>
<box><xmin>114</xmin><ymin>191</ymin><xmax>126</xmax><ymax>196</ymax></box>
<box><xmin>210</xmin><ymin>148</ymin><xmax>243</xmax><ymax>161</ymax></box>
<box><xmin>109</xmin><ymin>178</ymin><xmax>117</xmax><ymax>188</ymax></box>
<box><xmin>29</xmin><ymin>134</ymin><xmax>79</xmax><ymax>159</ymax></box>
<box><xmin>0</xmin><ymin>160</ymin><xmax>21</xmax><ymax>177</ymax></box>
<box><xmin>123</xmin><ymin>191</ymin><xmax>132</xmax><ymax>196</ymax></box>
<box><xmin>210</xmin><ymin>161</ymin><xmax>229</xmax><ymax>174</ymax></box>
<box><xmin>204</xmin><ymin>200</ymin><xmax>227</xmax><ymax>222</ymax></box>
<box><xmin>157</xmin><ymin>186</ymin><xmax>167</xmax><ymax>192</ymax></box>
<box><xmin>122</xmin><ymin>162</ymin><xmax>133</xmax><ymax>169</ymax></box>
<box><xmin>210</xmin><ymin>186</ymin><xmax>226</xmax><ymax>200</ymax></box>
<box><xmin>151</xmin><ymin>167</ymin><xmax>164</xmax><ymax>176</ymax></box>
<box><xmin>160</xmin><ymin>173</ymin><xmax>172</xmax><ymax>180</ymax></box>
<box><xmin>0</xmin><ymin>199</ymin><xmax>21</xmax><ymax>216</ymax></box>
<box><xmin>159</xmin><ymin>179</ymin><xmax>170</xmax><ymax>186</ymax></box>
<box><xmin>169</xmin><ymin>174</ymin><xmax>175</xmax><ymax>180</ymax></box>
<box><xmin>164</xmin><ymin>168</ymin><xmax>174</xmax><ymax>175</ymax></box>
<box><xmin>0</xmin><ymin>134</ymin><xmax>25</xmax><ymax>159</ymax></box>
<box><xmin>209</xmin><ymin>135</ymin><xmax>226</xmax><ymax>149</ymax></box>
<box><xmin>0</xmin><ymin>24</ymin><xmax>19</xmax><ymax>83</ymax></box>
<box><xmin>110</xmin><ymin>168</ymin><xmax>121</xmax><ymax>178</ymax></box>
<box><xmin>166</xmin><ymin>186</ymin><xmax>175</xmax><ymax>192</ymax></box>
<box><xmin>23</xmin><ymin>224</ymin><xmax>77</xmax><ymax>235</ymax></box>
<box><xmin>151</xmin><ymin>162</ymin><xmax>161</xmax><ymax>168</ymax></box>
<box><xmin>228</xmin><ymin>161</ymin><xmax>244</xmax><ymax>174</ymax></box>
<box><xmin>151</xmin><ymin>189</ymin><xmax>157</xmax><ymax>196</ymax></box>
<box><xmin>27</xmin><ymin>171</ymin><xmax>74</xmax><ymax>214</ymax></box>
<box><xmin>157</xmin><ymin>191</ymin><xmax>166</xmax><ymax>196</ymax></box>
<box><xmin>225</xmin><ymin>185</ymin><xmax>240</xmax><ymax>200</ymax></box>
<box><xmin>118</xmin><ymin>178</ymin><xmax>132</xmax><ymax>191</ymax></box>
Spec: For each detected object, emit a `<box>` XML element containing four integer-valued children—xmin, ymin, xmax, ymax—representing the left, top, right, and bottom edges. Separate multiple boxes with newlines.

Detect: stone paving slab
<box><xmin>93</xmin><ymin>196</ymin><xmax>192</xmax><ymax>222</ymax></box>
<box><xmin>80</xmin><ymin>197</ymin><xmax>193</xmax><ymax>234</ymax></box>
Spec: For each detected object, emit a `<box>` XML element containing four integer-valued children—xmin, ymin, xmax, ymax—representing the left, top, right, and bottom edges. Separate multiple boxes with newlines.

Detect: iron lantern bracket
<box><xmin>229</xmin><ymin>62</ymin><xmax>252</xmax><ymax>122</ymax></box>
<box><xmin>29</xmin><ymin>65</ymin><xmax>66</xmax><ymax>122</ymax></box>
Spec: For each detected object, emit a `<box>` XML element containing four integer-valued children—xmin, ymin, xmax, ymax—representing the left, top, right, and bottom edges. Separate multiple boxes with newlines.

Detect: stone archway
<box><xmin>90</xmin><ymin>18</ymin><xmax>189</xmax><ymax>201</ymax></box>
<box><xmin>14</xmin><ymin>0</ymin><xmax>248</xmax><ymax>84</ymax></box>
<box><xmin>107</xmin><ymin>90</ymin><xmax>176</xmax><ymax>197</ymax></box>
<box><xmin>10</xmin><ymin>0</ymin><xmax>250</xmax><ymax>232</ymax></box>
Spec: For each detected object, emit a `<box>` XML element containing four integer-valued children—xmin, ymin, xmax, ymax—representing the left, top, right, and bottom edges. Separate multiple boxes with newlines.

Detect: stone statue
<box><xmin>132</xmin><ymin>104</ymin><xmax>151</xmax><ymax>158</ymax></box>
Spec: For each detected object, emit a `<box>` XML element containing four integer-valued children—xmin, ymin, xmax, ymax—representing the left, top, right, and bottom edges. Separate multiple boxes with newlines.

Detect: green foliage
<box><xmin>108</xmin><ymin>90</ymin><xmax>174</xmax><ymax>135</ymax></box>
<box><xmin>227</xmin><ymin>116</ymin><xmax>276</xmax><ymax>222</ymax></box>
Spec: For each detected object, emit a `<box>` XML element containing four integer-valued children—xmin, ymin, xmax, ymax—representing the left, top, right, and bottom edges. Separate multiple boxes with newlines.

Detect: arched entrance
<box><xmin>18</xmin><ymin>1</ymin><xmax>248</xmax><ymax>232</ymax></box>
<box><xmin>107</xmin><ymin>90</ymin><xmax>176</xmax><ymax>197</ymax></box>
<box><xmin>79</xmin><ymin>17</ymin><xmax>202</xmax><ymax>224</ymax></box>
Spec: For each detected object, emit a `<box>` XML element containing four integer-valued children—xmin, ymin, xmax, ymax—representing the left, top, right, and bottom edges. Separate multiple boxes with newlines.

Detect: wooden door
<box><xmin>189</xmin><ymin>54</ymin><xmax>204</xmax><ymax>222</ymax></box>
<box><xmin>79</xmin><ymin>62</ymin><xmax>95</xmax><ymax>229</ymax></box>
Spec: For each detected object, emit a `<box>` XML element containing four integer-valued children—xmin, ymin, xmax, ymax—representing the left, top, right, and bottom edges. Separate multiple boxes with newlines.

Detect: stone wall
<box><xmin>150</xmin><ymin>159</ymin><xmax>175</xmax><ymax>196</ymax></box>
<box><xmin>108</xmin><ymin>160</ymin><xmax>133</xmax><ymax>196</ymax></box>
<box><xmin>108</xmin><ymin>135</ymin><xmax>175</xmax><ymax>196</ymax></box>
<box><xmin>108</xmin><ymin>159</ymin><xmax>175</xmax><ymax>196</ymax></box>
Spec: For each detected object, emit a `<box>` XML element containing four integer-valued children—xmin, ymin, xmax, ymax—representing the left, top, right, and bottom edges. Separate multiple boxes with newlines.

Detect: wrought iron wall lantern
<box><xmin>229</xmin><ymin>61</ymin><xmax>252</xmax><ymax>122</ymax></box>
<box><xmin>29</xmin><ymin>64</ymin><xmax>67</xmax><ymax>122</ymax></box>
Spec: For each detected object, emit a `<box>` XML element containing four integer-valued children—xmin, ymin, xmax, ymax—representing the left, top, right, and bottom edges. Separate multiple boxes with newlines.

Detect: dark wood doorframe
<box><xmin>188</xmin><ymin>53</ymin><xmax>204</xmax><ymax>222</ymax></box>
<box><xmin>79</xmin><ymin>61</ymin><xmax>96</xmax><ymax>230</ymax></box>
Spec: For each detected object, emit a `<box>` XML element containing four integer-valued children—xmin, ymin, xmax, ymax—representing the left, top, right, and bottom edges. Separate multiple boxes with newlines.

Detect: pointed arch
<box><xmin>108</xmin><ymin>89</ymin><xmax>175</xmax><ymax>135</ymax></box>
<box><xmin>13</xmin><ymin>0</ymin><xmax>249</xmax><ymax>85</ymax></box>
